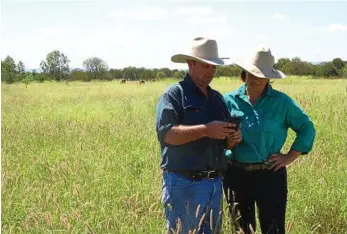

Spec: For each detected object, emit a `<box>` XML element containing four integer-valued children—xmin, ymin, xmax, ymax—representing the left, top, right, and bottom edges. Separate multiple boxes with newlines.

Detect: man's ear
<box><xmin>187</xmin><ymin>60</ymin><xmax>195</xmax><ymax>69</ymax></box>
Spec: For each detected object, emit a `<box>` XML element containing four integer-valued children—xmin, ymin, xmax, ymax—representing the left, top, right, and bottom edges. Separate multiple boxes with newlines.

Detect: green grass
<box><xmin>2</xmin><ymin>77</ymin><xmax>347</xmax><ymax>233</ymax></box>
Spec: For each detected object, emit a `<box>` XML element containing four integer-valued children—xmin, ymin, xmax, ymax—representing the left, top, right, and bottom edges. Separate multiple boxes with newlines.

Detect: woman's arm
<box><xmin>285</xmin><ymin>95</ymin><xmax>316</xmax><ymax>155</ymax></box>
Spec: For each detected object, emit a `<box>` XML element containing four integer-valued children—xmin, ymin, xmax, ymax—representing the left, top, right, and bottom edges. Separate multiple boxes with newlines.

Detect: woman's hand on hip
<box><xmin>266</xmin><ymin>152</ymin><xmax>299</xmax><ymax>171</ymax></box>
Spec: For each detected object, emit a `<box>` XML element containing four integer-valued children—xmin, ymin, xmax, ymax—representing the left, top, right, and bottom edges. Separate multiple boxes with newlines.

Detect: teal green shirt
<box><xmin>223</xmin><ymin>83</ymin><xmax>316</xmax><ymax>163</ymax></box>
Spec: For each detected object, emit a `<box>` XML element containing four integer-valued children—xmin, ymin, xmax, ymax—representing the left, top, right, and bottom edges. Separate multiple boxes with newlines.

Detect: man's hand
<box><xmin>226</xmin><ymin>128</ymin><xmax>242</xmax><ymax>149</ymax></box>
<box><xmin>266</xmin><ymin>151</ymin><xmax>301</xmax><ymax>171</ymax></box>
<box><xmin>204</xmin><ymin>121</ymin><xmax>235</xmax><ymax>140</ymax></box>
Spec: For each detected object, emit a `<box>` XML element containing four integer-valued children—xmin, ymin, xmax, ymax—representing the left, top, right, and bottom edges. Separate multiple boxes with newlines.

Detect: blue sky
<box><xmin>1</xmin><ymin>0</ymin><xmax>347</xmax><ymax>70</ymax></box>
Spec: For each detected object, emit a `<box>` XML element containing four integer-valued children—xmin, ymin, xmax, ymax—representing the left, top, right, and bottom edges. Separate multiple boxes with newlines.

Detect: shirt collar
<box><xmin>264</xmin><ymin>83</ymin><xmax>274</xmax><ymax>96</ymax></box>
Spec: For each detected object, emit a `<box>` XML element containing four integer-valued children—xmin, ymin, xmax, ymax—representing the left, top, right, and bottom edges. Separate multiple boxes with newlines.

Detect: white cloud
<box><xmin>327</xmin><ymin>24</ymin><xmax>347</xmax><ymax>32</ymax></box>
<box><xmin>38</xmin><ymin>25</ymin><xmax>83</xmax><ymax>37</ymax></box>
<box><xmin>108</xmin><ymin>7</ymin><xmax>167</xmax><ymax>21</ymax></box>
<box><xmin>273</xmin><ymin>13</ymin><xmax>290</xmax><ymax>20</ymax></box>
<box><xmin>8</xmin><ymin>28</ymin><xmax>145</xmax><ymax>53</ymax></box>
<box><xmin>39</xmin><ymin>27</ymin><xmax>60</xmax><ymax>35</ymax></box>
<box><xmin>175</xmin><ymin>6</ymin><xmax>227</xmax><ymax>25</ymax></box>
<box><xmin>256</xmin><ymin>34</ymin><xmax>269</xmax><ymax>41</ymax></box>
<box><xmin>39</xmin><ymin>27</ymin><xmax>71</xmax><ymax>35</ymax></box>
<box><xmin>307</xmin><ymin>39</ymin><xmax>319</xmax><ymax>44</ymax></box>
<box><xmin>175</xmin><ymin>7</ymin><xmax>215</xmax><ymax>16</ymax></box>
<box><xmin>186</xmin><ymin>16</ymin><xmax>227</xmax><ymax>24</ymax></box>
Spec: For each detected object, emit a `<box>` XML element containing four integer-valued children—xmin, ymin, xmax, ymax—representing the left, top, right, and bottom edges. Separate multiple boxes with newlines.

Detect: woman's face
<box><xmin>245</xmin><ymin>72</ymin><xmax>269</xmax><ymax>87</ymax></box>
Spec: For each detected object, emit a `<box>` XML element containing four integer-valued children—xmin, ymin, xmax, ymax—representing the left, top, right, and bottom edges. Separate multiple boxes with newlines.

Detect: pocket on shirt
<box><xmin>262</xmin><ymin>118</ymin><xmax>283</xmax><ymax>134</ymax></box>
<box><xmin>262</xmin><ymin>118</ymin><xmax>284</xmax><ymax>154</ymax></box>
<box><xmin>182</xmin><ymin>105</ymin><xmax>208</xmax><ymax>125</ymax></box>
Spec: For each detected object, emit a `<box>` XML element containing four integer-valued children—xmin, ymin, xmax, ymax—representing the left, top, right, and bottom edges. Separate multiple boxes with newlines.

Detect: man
<box><xmin>155</xmin><ymin>37</ymin><xmax>242</xmax><ymax>234</ymax></box>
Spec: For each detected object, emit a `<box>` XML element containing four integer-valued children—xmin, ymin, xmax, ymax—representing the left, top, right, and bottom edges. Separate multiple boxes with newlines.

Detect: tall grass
<box><xmin>2</xmin><ymin>77</ymin><xmax>347</xmax><ymax>233</ymax></box>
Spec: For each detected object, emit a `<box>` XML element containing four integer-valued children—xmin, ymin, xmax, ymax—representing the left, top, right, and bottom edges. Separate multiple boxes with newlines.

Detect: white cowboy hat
<box><xmin>236</xmin><ymin>47</ymin><xmax>286</xmax><ymax>79</ymax></box>
<box><xmin>171</xmin><ymin>37</ymin><xmax>230</xmax><ymax>66</ymax></box>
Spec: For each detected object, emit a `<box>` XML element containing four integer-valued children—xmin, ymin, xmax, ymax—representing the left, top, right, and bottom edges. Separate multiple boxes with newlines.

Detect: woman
<box><xmin>223</xmin><ymin>48</ymin><xmax>316</xmax><ymax>234</ymax></box>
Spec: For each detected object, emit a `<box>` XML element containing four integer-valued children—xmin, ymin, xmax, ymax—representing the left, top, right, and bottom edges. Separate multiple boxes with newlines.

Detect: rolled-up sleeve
<box><xmin>155</xmin><ymin>91</ymin><xmax>181</xmax><ymax>145</ymax></box>
<box><xmin>285</xmin><ymin>96</ymin><xmax>316</xmax><ymax>154</ymax></box>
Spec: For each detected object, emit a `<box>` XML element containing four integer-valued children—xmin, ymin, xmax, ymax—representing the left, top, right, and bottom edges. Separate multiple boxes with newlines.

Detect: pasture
<box><xmin>1</xmin><ymin>77</ymin><xmax>347</xmax><ymax>233</ymax></box>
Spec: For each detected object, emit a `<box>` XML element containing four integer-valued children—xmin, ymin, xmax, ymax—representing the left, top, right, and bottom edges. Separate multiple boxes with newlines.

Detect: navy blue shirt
<box><xmin>155</xmin><ymin>74</ymin><xmax>232</xmax><ymax>172</ymax></box>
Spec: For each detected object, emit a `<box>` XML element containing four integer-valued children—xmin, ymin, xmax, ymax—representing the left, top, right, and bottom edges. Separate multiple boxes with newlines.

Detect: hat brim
<box><xmin>171</xmin><ymin>54</ymin><xmax>230</xmax><ymax>66</ymax></box>
<box><xmin>236</xmin><ymin>63</ymin><xmax>286</xmax><ymax>79</ymax></box>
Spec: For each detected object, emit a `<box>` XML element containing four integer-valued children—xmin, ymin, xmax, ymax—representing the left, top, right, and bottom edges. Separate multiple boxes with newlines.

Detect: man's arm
<box><xmin>225</xmin><ymin>128</ymin><xmax>242</xmax><ymax>149</ymax></box>
<box><xmin>164</xmin><ymin>124</ymin><xmax>207</xmax><ymax>145</ymax></box>
<box><xmin>155</xmin><ymin>91</ymin><xmax>181</xmax><ymax>146</ymax></box>
<box><xmin>156</xmin><ymin>89</ymin><xmax>235</xmax><ymax>146</ymax></box>
<box><xmin>165</xmin><ymin>121</ymin><xmax>235</xmax><ymax>145</ymax></box>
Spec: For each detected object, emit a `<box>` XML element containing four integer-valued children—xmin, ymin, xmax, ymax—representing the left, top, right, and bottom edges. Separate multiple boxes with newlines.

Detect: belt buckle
<box><xmin>207</xmin><ymin>170</ymin><xmax>216</xmax><ymax>179</ymax></box>
<box><xmin>245</xmin><ymin>165</ymin><xmax>253</xmax><ymax>171</ymax></box>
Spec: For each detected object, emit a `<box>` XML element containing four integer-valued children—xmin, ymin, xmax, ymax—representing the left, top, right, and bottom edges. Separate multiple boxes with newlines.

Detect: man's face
<box><xmin>187</xmin><ymin>60</ymin><xmax>216</xmax><ymax>87</ymax></box>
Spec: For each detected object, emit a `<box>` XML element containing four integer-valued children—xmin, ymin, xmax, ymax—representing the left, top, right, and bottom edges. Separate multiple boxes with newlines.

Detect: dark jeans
<box><xmin>223</xmin><ymin>164</ymin><xmax>288</xmax><ymax>234</ymax></box>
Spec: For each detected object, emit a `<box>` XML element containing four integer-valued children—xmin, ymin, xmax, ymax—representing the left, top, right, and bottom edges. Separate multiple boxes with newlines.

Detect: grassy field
<box><xmin>2</xmin><ymin>77</ymin><xmax>347</xmax><ymax>234</ymax></box>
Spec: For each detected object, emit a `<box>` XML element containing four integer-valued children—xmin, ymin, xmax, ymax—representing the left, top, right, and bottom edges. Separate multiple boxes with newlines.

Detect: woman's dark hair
<box><xmin>240</xmin><ymin>70</ymin><xmax>273</xmax><ymax>84</ymax></box>
<box><xmin>240</xmin><ymin>70</ymin><xmax>246</xmax><ymax>82</ymax></box>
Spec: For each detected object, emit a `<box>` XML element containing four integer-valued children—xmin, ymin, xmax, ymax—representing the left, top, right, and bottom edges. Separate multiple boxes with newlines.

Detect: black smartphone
<box><xmin>230</xmin><ymin>116</ymin><xmax>242</xmax><ymax>130</ymax></box>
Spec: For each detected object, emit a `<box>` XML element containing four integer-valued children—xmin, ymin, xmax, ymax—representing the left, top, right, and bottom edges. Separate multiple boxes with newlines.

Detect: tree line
<box><xmin>1</xmin><ymin>50</ymin><xmax>347</xmax><ymax>84</ymax></box>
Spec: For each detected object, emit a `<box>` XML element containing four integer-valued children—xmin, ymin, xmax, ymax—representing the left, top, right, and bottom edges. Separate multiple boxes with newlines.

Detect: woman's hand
<box><xmin>266</xmin><ymin>151</ymin><xmax>301</xmax><ymax>171</ymax></box>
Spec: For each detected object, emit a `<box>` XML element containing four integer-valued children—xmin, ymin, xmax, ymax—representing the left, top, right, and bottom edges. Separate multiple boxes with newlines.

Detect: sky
<box><xmin>1</xmin><ymin>0</ymin><xmax>347</xmax><ymax>70</ymax></box>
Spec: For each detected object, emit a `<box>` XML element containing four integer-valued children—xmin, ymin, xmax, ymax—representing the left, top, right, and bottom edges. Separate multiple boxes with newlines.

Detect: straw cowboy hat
<box><xmin>171</xmin><ymin>37</ymin><xmax>229</xmax><ymax>66</ymax></box>
<box><xmin>236</xmin><ymin>47</ymin><xmax>286</xmax><ymax>79</ymax></box>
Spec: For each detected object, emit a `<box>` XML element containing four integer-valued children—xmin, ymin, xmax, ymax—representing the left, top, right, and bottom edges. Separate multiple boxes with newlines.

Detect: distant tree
<box><xmin>70</xmin><ymin>68</ymin><xmax>89</xmax><ymax>82</ymax></box>
<box><xmin>109</xmin><ymin>69</ymin><xmax>123</xmax><ymax>79</ymax></box>
<box><xmin>173</xmin><ymin>71</ymin><xmax>185</xmax><ymax>79</ymax></box>
<box><xmin>22</xmin><ymin>73</ymin><xmax>34</xmax><ymax>88</ymax></box>
<box><xmin>104</xmin><ymin>72</ymin><xmax>113</xmax><ymax>81</ymax></box>
<box><xmin>332</xmin><ymin>58</ymin><xmax>345</xmax><ymax>70</ymax></box>
<box><xmin>148</xmin><ymin>69</ymin><xmax>157</xmax><ymax>80</ymax></box>
<box><xmin>156</xmin><ymin>71</ymin><xmax>166</xmax><ymax>79</ymax></box>
<box><xmin>215</xmin><ymin>66</ymin><xmax>227</xmax><ymax>77</ymax></box>
<box><xmin>35</xmin><ymin>73</ymin><xmax>47</xmax><ymax>83</ymax></box>
<box><xmin>122</xmin><ymin>66</ymin><xmax>137</xmax><ymax>80</ymax></box>
<box><xmin>291</xmin><ymin>57</ymin><xmax>306</xmax><ymax>75</ymax></box>
<box><xmin>342</xmin><ymin>66</ymin><xmax>347</xmax><ymax>78</ymax></box>
<box><xmin>16</xmin><ymin>61</ymin><xmax>25</xmax><ymax>73</ymax></box>
<box><xmin>40</xmin><ymin>50</ymin><xmax>70</xmax><ymax>81</ymax></box>
<box><xmin>1</xmin><ymin>56</ymin><xmax>17</xmax><ymax>84</ymax></box>
<box><xmin>321</xmin><ymin>62</ymin><xmax>339</xmax><ymax>77</ymax></box>
<box><xmin>16</xmin><ymin>61</ymin><xmax>26</xmax><ymax>81</ymax></box>
<box><xmin>141</xmin><ymin>69</ymin><xmax>153</xmax><ymax>81</ymax></box>
<box><xmin>229</xmin><ymin>66</ymin><xmax>243</xmax><ymax>77</ymax></box>
<box><xmin>281</xmin><ymin>63</ymin><xmax>294</xmax><ymax>75</ymax></box>
<box><xmin>160</xmin><ymin>68</ymin><xmax>172</xmax><ymax>77</ymax></box>
<box><xmin>214</xmin><ymin>65</ymin><xmax>242</xmax><ymax>77</ymax></box>
<box><xmin>274</xmin><ymin>58</ymin><xmax>291</xmax><ymax>70</ymax></box>
<box><xmin>83</xmin><ymin>57</ymin><xmax>108</xmax><ymax>80</ymax></box>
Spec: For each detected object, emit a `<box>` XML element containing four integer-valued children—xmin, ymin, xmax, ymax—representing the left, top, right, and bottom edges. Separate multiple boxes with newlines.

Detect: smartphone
<box><xmin>230</xmin><ymin>116</ymin><xmax>242</xmax><ymax>130</ymax></box>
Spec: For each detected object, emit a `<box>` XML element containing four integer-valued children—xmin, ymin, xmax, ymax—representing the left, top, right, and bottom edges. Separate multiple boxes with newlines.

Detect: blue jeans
<box><xmin>161</xmin><ymin>171</ymin><xmax>223</xmax><ymax>234</ymax></box>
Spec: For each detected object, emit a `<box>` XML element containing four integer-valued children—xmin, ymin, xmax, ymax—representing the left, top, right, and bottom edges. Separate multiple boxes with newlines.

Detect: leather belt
<box><xmin>228</xmin><ymin>160</ymin><xmax>269</xmax><ymax>171</ymax></box>
<box><xmin>167</xmin><ymin>170</ymin><xmax>222</xmax><ymax>181</ymax></box>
